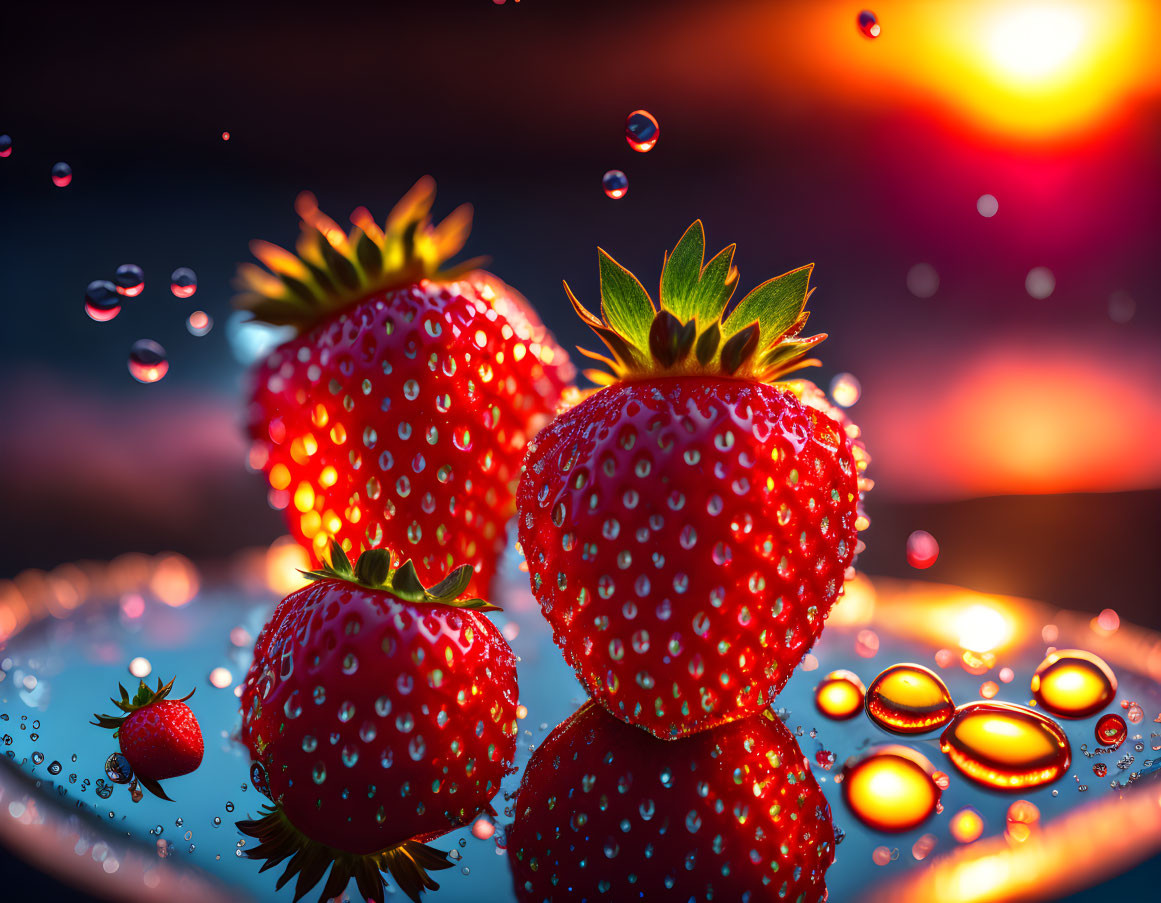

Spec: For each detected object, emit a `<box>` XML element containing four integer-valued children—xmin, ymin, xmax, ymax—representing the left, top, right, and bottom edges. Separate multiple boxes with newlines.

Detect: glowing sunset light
<box><xmin>987</xmin><ymin>7</ymin><xmax>1085</xmax><ymax>82</ymax></box>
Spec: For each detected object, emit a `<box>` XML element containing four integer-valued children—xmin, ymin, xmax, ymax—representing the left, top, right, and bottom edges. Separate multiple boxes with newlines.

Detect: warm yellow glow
<box><xmin>866</xmin><ymin>664</ymin><xmax>955</xmax><ymax>734</ymax></box>
<box><xmin>265</xmin><ymin>536</ymin><xmax>311</xmax><ymax>596</ymax></box>
<box><xmin>955</xmin><ymin>604</ymin><xmax>1012</xmax><ymax>653</ymax></box>
<box><xmin>1030</xmin><ymin>649</ymin><xmax>1117</xmax><ymax>717</ymax></box>
<box><xmin>986</xmin><ymin>6</ymin><xmax>1084</xmax><ymax>82</ymax></box>
<box><xmin>950</xmin><ymin>807</ymin><xmax>985</xmax><ymax>844</ymax></box>
<box><xmin>815</xmin><ymin>670</ymin><xmax>866</xmax><ymax>719</ymax></box>
<box><xmin>830</xmin><ymin>572</ymin><xmax>876</xmax><ymax>625</ymax></box>
<box><xmin>941</xmin><ymin>702</ymin><xmax>1070</xmax><ymax>789</ymax></box>
<box><xmin>149</xmin><ymin>554</ymin><xmax>199</xmax><ymax>607</ymax></box>
<box><xmin>843</xmin><ymin>746</ymin><xmax>940</xmax><ymax>832</ymax></box>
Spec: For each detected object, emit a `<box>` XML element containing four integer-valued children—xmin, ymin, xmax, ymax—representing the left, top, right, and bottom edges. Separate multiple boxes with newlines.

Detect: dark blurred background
<box><xmin>2</xmin><ymin>0</ymin><xmax>1160</xmax><ymax>899</ymax></box>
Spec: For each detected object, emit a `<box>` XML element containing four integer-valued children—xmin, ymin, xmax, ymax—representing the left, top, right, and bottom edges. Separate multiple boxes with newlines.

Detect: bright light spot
<box><xmin>830</xmin><ymin>372</ymin><xmax>862</xmax><ymax>408</ymax></box>
<box><xmin>1025</xmin><ymin>267</ymin><xmax>1056</xmax><ymax>299</ymax></box>
<box><xmin>955</xmin><ymin>604</ymin><xmax>1012</xmax><ymax>653</ymax></box>
<box><xmin>515</xmin><ymin>704</ymin><xmax>528</xmax><ymax>719</ymax></box>
<box><xmin>128</xmin><ymin>656</ymin><xmax>152</xmax><ymax>678</ymax></box>
<box><xmin>265</xmin><ymin>536</ymin><xmax>311</xmax><ymax>597</ymax></box>
<box><xmin>977</xmin><ymin>194</ymin><xmax>999</xmax><ymax>217</ymax></box>
<box><xmin>950</xmin><ymin>806</ymin><xmax>985</xmax><ymax>843</ymax></box>
<box><xmin>230</xmin><ymin>626</ymin><xmax>252</xmax><ymax>647</ymax></box>
<box><xmin>471</xmin><ymin>816</ymin><xmax>496</xmax><ymax>840</ymax></box>
<box><xmin>988</xmin><ymin>7</ymin><xmax>1085</xmax><ymax>82</ymax></box>
<box><xmin>150</xmin><ymin>554</ymin><xmax>199</xmax><ymax>607</ymax></box>
<box><xmin>208</xmin><ymin>667</ymin><xmax>233</xmax><ymax>689</ymax></box>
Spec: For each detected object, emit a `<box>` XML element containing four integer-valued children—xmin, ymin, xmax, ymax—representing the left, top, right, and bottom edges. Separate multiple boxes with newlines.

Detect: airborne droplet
<box><xmin>602</xmin><ymin>169</ymin><xmax>628</xmax><ymax>200</ymax></box>
<box><xmin>625</xmin><ymin>110</ymin><xmax>660</xmax><ymax>153</ymax></box>
<box><xmin>865</xmin><ymin>663</ymin><xmax>955</xmax><ymax>734</ymax></box>
<box><xmin>128</xmin><ymin>340</ymin><xmax>169</xmax><ymax>383</ymax></box>
<box><xmin>187</xmin><ymin>310</ymin><xmax>213</xmax><ymax>337</ymax></box>
<box><xmin>940</xmin><ymin>701</ymin><xmax>1070</xmax><ymax>790</ymax></box>
<box><xmin>105</xmin><ymin>752</ymin><xmax>134</xmax><ymax>784</ymax></box>
<box><xmin>170</xmin><ymin>267</ymin><xmax>198</xmax><ymax>299</ymax></box>
<box><xmin>52</xmin><ymin>161</ymin><xmax>73</xmax><ymax>187</ymax></box>
<box><xmin>1030</xmin><ymin>649</ymin><xmax>1117</xmax><ymax>718</ymax></box>
<box><xmin>85</xmin><ymin>280</ymin><xmax>122</xmax><ymax>322</ymax></box>
<box><xmin>857</xmin><ymin>10</ymin><xmax>881</xmax><ymax>39</ymax></box>
<box><xmin>114</xmin><ymin>264</ymin><xmax>145</xmax><ymax>297</ymax></box>
<box><xmin>906</xmin><ymin>530</ymin><xmax>939</xmax><ymax>569</ymax></box>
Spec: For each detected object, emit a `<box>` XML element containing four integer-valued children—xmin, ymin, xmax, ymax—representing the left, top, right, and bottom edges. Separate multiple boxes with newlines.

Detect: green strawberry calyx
<box><xmin>567</xmin><ymin>220</ymin><xmax>825</xmax><ymax>386</ymax></box>
<box><xmin>303</xmin><ymin>540</ymin><xmax>501</xmax><ymax>612</ymax></box>
<box><xmin>237</xmin><ymin>804</ymin><xmax>455</xmax><ymax>903</ymax></box>
<box><xmin>234</xmin><ymin>176</ymin><xmax>486</xmax><ymax>332</ymax></box>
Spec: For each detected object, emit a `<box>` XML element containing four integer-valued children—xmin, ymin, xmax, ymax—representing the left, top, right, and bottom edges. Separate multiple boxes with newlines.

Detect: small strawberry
<box><xmin>91</xmin><ymin>677</ymin><xmax>203</xmax><ymax>800</ymax></box>
<box><xmin>237</xmin><ymin>541</ymin><xmax>518</xmax><ymax>903</ymax></box>
<box><xmin>508</xmin><ymin>700</ymin><xmax>835</xmax><ymax>902</ymax></box>
<box><xmin>517</xmin><ymin>221</ymin><xmax>870</xmax><ymax>738</ymax></box>
<box><xmin>237</xmin><ymin>177</ymin><xmax>574</xmax><ymax>595</ymax></box>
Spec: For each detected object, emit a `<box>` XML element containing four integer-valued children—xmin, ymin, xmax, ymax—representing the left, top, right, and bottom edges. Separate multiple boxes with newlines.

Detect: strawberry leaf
<box><xmin>425</xmin><ymin>565</ymin><xmax>473</xmax><ymax>602</ymax></box>
<box><xmin>722</xmin><ymin>264</ymin><xmax>812</xmax><ymax>342</ymax></box>
<box><xmin>598</xmin><ymin>249</ymin><xmax>654</xmax><ymax>354</ymax></box>
<box><xmin>389</xmin><ymin>560</ymin><xmax>427</xmax><ymax>602</ymax></box>
<box><xmin>688</xmin><ymin>244</ymin><xmax>738</xmax><ymax>325</ymax></box>
<box><xmin>659</xmin><ymin>221</ymin><xmax>706</xmax><ymax>321</ymax></box>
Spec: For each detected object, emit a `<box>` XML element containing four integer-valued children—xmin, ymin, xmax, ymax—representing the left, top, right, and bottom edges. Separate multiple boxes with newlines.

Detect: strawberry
<box><xmin>508</xmin><ymin>700</ymin><xmax>835</xmax><ymax>902</ymax></box>
<box><xmin>236</xmin><ymin>177</ymin><xmax>574</xmax><ymax>596</ymax></box>
<box><xmin>91</xmin><ymin>677</ymin><xmax>203</xmax><ymax>800</ymax></box>
<box><xmin>236</xmin><ymin>542</ymin><xmax>518</xmax><ymax>903</ymax></box>
<box><xmin>516</xmin><ymin>221</ymin><xmax>870</xmax><ymax>738</ymax></box>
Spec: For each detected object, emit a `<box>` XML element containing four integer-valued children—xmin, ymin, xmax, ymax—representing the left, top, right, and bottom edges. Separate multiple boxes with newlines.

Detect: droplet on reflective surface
<box><xmin>625</xmin><ymin>110</ymin><xmax>659</xmax><ymax>152</ymax></box>
<box><xmin>105</xmin><ymin>752</ymin><xmax>134</xmax><ymax>784</ymax></box>
<box><xmin>602</xmin><ymin>169</ymin><xmax>628</xmax><ymax>200</ymax></box>
<box><xmin>940</xmin><ymin>701</ymin><xmax>1070</xmax><ymax>790</ymax></box>
<box><xmin>114</xmin><ymin>264</ymin><xmax>145</xmax><ymax>297</ymax></box>
<box><xmin>857</xmin><ymin>10</ymin><xmax>881</xmax><ymax>38</ymax></box>
<box><xmin>187</xmin><ymin>310</ymin><xmax>213</xmax><ymax>337</ymax></box>
<box><xmin>829</xmin><ymin>372</ymin><xmax>861</xmax><ymax>407</ymax></box>
<box><xmin>170</xmin><ymin>267</ymin><xmax>198</xmax><ymax>299</ymax></box>
<box><xmin>949</xmin><ymin>807</ymin><xmax>984</xmax><ymax>843</ymax></box>
<box><xmin>1095</xmin><ymin>713</ymin><xmax>1127</xmax><ymax>749</ymax></box>
<box><xmin>0</xmin><ymin>134</ymin><xmax>10</xmax><ymax>158</ymax></box>
<box><xmin>815</xmin><ymin>670</ymin><xmax>865</xmax><ymax>719</ymax></box>
<box><xmin>1030</xmin><ymin>649</ymin><xmax>1117</xmax><ymax>718</ymax></box>
<box><xmin>128</xmin><ymin>340</ymin><xmax>169</xmax><ymax>383</ymax></box>
<box><xmin>85</xmin><ymin>280</ymin><xmax>122</xmax><ymax>322</ymax></box>
<box><xmin>865</xmin><ymin>663</ymin><xmax>955</xmax><ymax>734</ymax></box>
<box><xmin>906</xmin><ymin>530</ymin><xmax>939</xmax><ymax>569</ymax></box>
<box><xmin>52</xmin><ymin>161</ymin><xmax>73</xmax><ymax>187</ymax></box>
<box><xmin>1004</xmin><ymin>799</ymin><xmax>1040</xmax><ymax>844</ymax></box>
<box><xmin>842</xmin><ymin>745</ymin><xmax>940</xmax><ymax>832</ymax></box>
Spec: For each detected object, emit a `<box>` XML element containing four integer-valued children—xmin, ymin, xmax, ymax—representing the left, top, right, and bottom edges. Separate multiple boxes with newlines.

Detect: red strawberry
<box><xmin>92</xmin><ymin>677</ymin><xmax>203</xmax><ymax>799</ymax></box>
<box><xmin>508</xmin><ymin>700</ymin><xmax>836</xmax><ymax>902</ymax></box>
<box><xmin>237</xmin><ymin>542</ymin><xmax>518</xmax><ymax>903</ymax></box>
<box><xmin>237</xmin><ymin>177</ymin><xmax>574</xmax><ymax>596</ymax></box>
<box><xmin>517</xmin><ymin>221</ymin><xmax>869</xmax><ymax>738</ymax></box>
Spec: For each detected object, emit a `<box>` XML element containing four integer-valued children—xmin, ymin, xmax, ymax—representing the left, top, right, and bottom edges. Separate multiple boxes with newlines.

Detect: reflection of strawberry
<box><xmin>517</xmin><ymin>221</ymin><xmax>869</xmax><ymax>738</ymax></box>
<box><xmin>237</xmin><ymin>542</ymin><xmax>518</xmax><ymax>903</ymax></box>
<box><xmin>91</xmin><ymin>678</ymin><xmax>203</xmax><ymax>800</ymax></box>
<box><xmin>237</xmin><ymin>178</ymin><xmax>573</xmax><ymax>595</ymax></box>
<box><xmin>508</xmin><ymin>701</ymin><xmax>835</xmax><ymax>901</ymax></box>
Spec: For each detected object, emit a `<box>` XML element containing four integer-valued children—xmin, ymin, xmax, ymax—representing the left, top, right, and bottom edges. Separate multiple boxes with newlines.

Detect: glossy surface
<box><xmin>1030</xmin><ymin>648</ymin><xmax>1117</xmax><ymax>717</ymax></box>
<box><xmin>815</xmin><ymin>669</ymin><xmax>866</xmax><ymax>719</ymax></box>
<box><xmin>865</xmin><ymin>663</ymin><xmax>954</xmax><ymax>734</ymax></box>
<box><xmin>842</xmin><ymin>745</ymin><xmax>941</xmax><ymax>832</ymax></box>
<box><xmin>940</xmin><ymin>701</ymin><xmax>1071</xmax><ymax>790</ymax></box>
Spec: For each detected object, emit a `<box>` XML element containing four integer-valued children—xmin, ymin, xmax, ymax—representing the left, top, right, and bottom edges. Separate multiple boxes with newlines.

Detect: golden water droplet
<box><xmin>815</xmin><ymin>670</ymin><xmax>866</xmax><ymax>720</ymax></box>
<box><xmin>842</xmin><ymin>745</ymin><xmax>941</xmax><ymax>832</ymax></box>
<box><xmin>1004</xmin><ymin>799</ymin><xmax>1041</xmax><ymax>844</ymax></box>
<box><xmin>940</xmin><ymin>701</ymin><xmax>1070</xmax><ymax>790</ymax></box>
<box><xmin>949</xmin><ymin>806</ymin><xmax>984</xmax><ymax>843</ymax></box>
<box><xmin>865</xmin><ymin>663</ymin><xmax>955</xmax><ymax>734</ymax></box>
<box><xmin>1029</xmin><ymin>649</ymin><xmax>1116</xmax><ymax>718</ymax></box>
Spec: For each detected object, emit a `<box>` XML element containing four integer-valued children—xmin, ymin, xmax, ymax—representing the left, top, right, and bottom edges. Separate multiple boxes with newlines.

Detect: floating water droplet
<box><xmin>52</xmin><ymin>162</ymin><xmax>73</xmax><ymax>187</ymax></box>
<box><xmin>221</xmin><ymin>131</ymin><xmax>231</xmax><ymax>141</ymax></box>
<box><xmin>602</xmin><ymin>169</ymin><xmax>628</xmax><ymax>200</ymax></box>
<box><xmin>85</xmin><ymin>280</ymin><xmax>122</xmax><ymax>322</ymax></box>
<box><xmin>114</xmin><ymin>264</ymin><xmax>144</xmax><ymax>297</ymax></box>
<box><xmin>128</xmin><ymin>340</ymin><xmax>169</xmax><ymax>383</ymax></box>
<box><xmin>865</xmin><ymin>663</ymin><xmax>955</xmax><ymax>734</ymax></box>
<box><xmin>1030</xmin><ymin>649</ymin><xmax>1116</xmax><ymax>718</ymax></box>
<box><xmin>0</xmin><ymin>135</ymin><xmax>10</xmax><ymax>157</ymax></box>
<box><xmin>977</xmin><ymin>194</ymin><xmax>999</xmax><ymax>218</ymax></box>
<box><xmin>1095</xmin><ymin>713</ymin><xmax>1127</xmax><ymax>749</ymax></box>
<box><xmin>815</xmin><ymin>670</ymin><xmax>865</xmax><ymax>720</ymax></box>
<box><xmin>208</xmin><ymin>667</ymin><xmax>233</xmax><ymax>689</ymax></box>
<box><xmin>170</xmin><ymin>267</ymin><xmax>198</xmax><ymax>299</ymax></box>
<box><xmin>857</xmin><ymin>10</ymin><xmax>881</xmax><ymax>39</ymax></box>
<box><xmin>471</xmin><ymin>816</ymin><xmax>495</xmax><ymax>840</ymax></box>
<box><xmin>906</xmin><ymin>530</ymin><xmax>939</xmax><ymax>569</ymax></box>
<box><xmin>842</xmin><ymin>745</ymin><xmax>940</xmax><ymax>832</ymax></box>
<box><xmin>249</xmin><ymin>761</ymin><xmax>270</xmax><ymax>797</ymax></box>
<box><xmin>625</xmin><ymin>110</ymin><xmax>659</xmax><ymax>152</ymax></box>
<box><xmin>105</xmin><ymin>753</ymin><xmax>134</xmax><ymax>784</ymax></box>
<box><xmin>940</xmin><ymin>701</ymin><xmax>1070</xmax><ymax>790</ymax></box>
<box><xmin>32</xmin><ymin>751</ymin><xmax>45</xmax><ymax>765</ymax></box>
<box><xmin>829</xmin><ymin>372</ymin><xmax>861</xmax><ymax>407</ymax></box>
<box><xmin>48</xmin><ymin>760</ymin><xmax>62</xmax><ymax>775</ymax></box>
<box><xmin>187</xmin><ymin>310</ymin><xmax>213</xmax><ymax>337</ymax></box>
